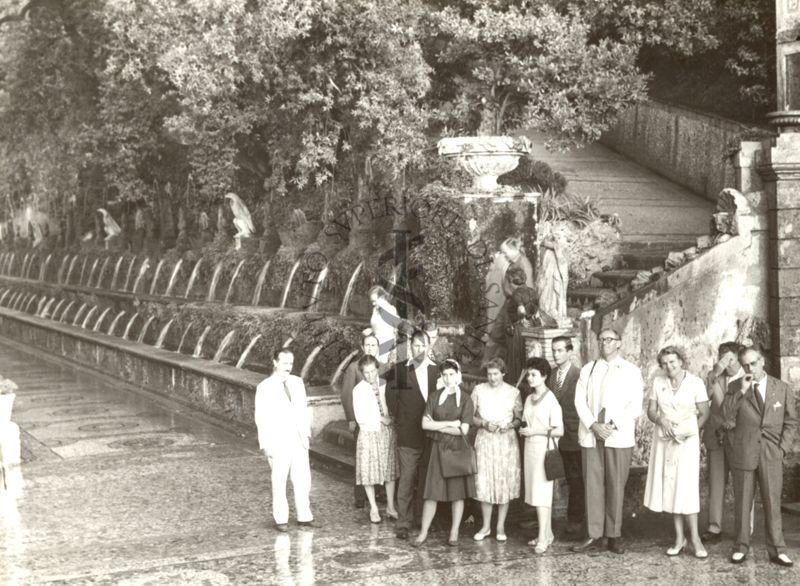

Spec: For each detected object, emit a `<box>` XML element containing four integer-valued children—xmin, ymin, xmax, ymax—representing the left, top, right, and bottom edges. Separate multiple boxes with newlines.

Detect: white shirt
<box><xmin>574</xmin><ymin>356</ymin><xmax>644</xmax><ymax>448</ymax></box>
<box><xmin>408</xmin><ymin>357</ymin><xmax>434</xmax><ymax>401</ymax></box>
<box><xmin>254</xmin><ymin>373</ymin><xmax>311</xmax><ymax>456</ymax></box>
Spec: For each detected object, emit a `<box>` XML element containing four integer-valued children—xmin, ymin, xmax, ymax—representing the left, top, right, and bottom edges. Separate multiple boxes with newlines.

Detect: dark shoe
<box><xmin>274</xmin><ymin>523</ymin><xmax>289</xmax><ymax>533</ymax></box>
<box><xmin>297</xmin><ymin>520</ymin><xmax>320</xmax><ymax>528</ymax></box>
<box><xmin>701</xmin><ymin>530</ymin><xmax>721</xmax><ymax>543</ymax></box>
<box><xmin>571</xmin><ymin>537</ymin><xmax>602</xmax><ymax>552</ymax></box>
<box><xmin>395</xmin><ymin>527</ymin><xmax>409</xmax><ymax>540</ymax></box>
<box><xmin>607</xmin><ymin>538</ymin><xmax>626</xmax><ymax>555</ymax></box>
<box><xmin>770</xmin><ymin>554</ymin><xmax>794</xmax><ymax>567</ymax></box>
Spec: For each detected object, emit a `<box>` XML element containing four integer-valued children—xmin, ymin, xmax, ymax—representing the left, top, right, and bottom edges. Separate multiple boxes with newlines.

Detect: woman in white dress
<box><xmin>368</xmin><ymin>286</ymin><xmax>399</xmax><ymax>364</ymax></box>
<box><xmin>472</xmin><ymin>357</ymin><xmax>523</xmax><ymax>542</ymax></box>
<box><xmin>519</xmin><ymin>357</ymin><xmax>563</xmax><ymax>554</ymax></box>
<box><xmin>644</xmin><ymin>346</ymin><xmax>710</xmax><ymax>558</ymax></box>
<box><xmin>353</xmin><ymin>355</ymin><xmax>398</xmax><ymax>523</ymax></box>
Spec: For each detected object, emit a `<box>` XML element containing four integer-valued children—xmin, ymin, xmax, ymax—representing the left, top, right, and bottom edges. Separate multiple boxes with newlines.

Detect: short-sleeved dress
<box><xmin>522</xmin><ymin>390</ymin><xmax>563</xmax><ymax>507</ymax></box>
<box><xmin>422</xmin><ymin>388</ymin><xmax>476</xmax><ymax>502</ymax></box>
<box><xmin>473</xmin><ymin>382</ymin><xmax>522</xmax><ymax>504</ymax></box>
<box><xmin>353</xmin><ymin>380</ymin><xmax>399</xmax><ymax>486</ymax></box>
<box><xmin>643</xmin><ymin>372</ymin><xmax>708</xmax><ymax>514</ymax></box>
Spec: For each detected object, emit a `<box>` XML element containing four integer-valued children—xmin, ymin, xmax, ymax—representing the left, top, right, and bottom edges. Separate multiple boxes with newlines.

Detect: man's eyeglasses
<box><xmin>599</xmin><ymin>337</ymin><xmax>620</xmax><ymax>343</ymax></box>
<box><xmin>741</xmin><ymin>359</ymin><xmax>760</xmax><ymax>368</ymax></box>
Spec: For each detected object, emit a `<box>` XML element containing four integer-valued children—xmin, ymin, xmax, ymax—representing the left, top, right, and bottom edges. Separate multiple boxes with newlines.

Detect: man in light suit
<box><xmin>572</xmin><ymin>328</ymin><xmax>644</xmax><ymax>555</ymax></box>
<box><xmin>702</xmin><ymin>341</ymin><xmax>744</xmax><ymax>542</ymax></box>
<box><xmin>723</xmin><ymin>347</ymin><xmax>797</xmax><ymax>566</ymax></box>
<box><xmin>547</xmin><ymin>336</ymin><xmax>584</xmax><ymax>538</ymax></box>
<box><xmin>255</xmin><ymin>347</ymin><xmax>318</xmax><ymax>532</ymax></box>
<box><xmin>386</xmin><ymin>329</ymin><xmax>438</xmax><ymax>540</ymax></box>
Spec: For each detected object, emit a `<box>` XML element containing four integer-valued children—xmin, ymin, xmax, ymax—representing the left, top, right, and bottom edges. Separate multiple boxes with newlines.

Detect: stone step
<box><xmin>321</xmin><ymin>419</ymin><xmax>356</xmax><ymax>452</ymax></box>
<box><xmin>620</xmin><ymin>251</ymin><xmax>670</xmax><ymax>270</ymax></box>
<box><xmin>592</xmin><ymin>269</ymin><xmax>640</xmax><ymax>287</ymax></box>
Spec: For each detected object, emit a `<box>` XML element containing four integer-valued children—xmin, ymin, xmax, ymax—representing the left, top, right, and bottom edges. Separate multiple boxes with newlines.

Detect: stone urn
<box><xmin>438</xmin><ymin>136</ymin><xmax>532</xmax><ymax>192</ymax></box>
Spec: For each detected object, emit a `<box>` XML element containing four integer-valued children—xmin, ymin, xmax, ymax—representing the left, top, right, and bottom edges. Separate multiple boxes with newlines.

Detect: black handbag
<box><xmin>439</xmin><ymin>429</ymin><xmax>478</xmax><ymax>478</ymax></box>
<box><xmin>544</xmin><ymin>428</ymin><xmax>566</xmax><ymax>481</ymax></box>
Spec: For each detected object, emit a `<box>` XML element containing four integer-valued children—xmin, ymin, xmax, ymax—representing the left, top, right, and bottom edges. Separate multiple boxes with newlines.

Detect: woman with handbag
<box><xmin>519</xmin><ymin>357</ymin><xmax>564</xmax><ymax>553</ymax></box>
<box><xmin>412</xmin><ymin>359</ymin><xmax>476</xmax><ymax>547</ymax></box>
<box><xmin>472</xmin><ymin>357</ymin><xmax>523</xmax><ymax>543</ymax></box>
<box><xmin>643</xmin><ymin>346</ymin><xmax>710</xmax><ymax>558</ymax></box>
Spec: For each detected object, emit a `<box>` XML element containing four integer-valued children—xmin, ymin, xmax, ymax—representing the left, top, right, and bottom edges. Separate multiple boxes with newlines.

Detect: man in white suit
<box><xmin>255</xmin><ymin>347</ymin><xmax>318</xmax><ymax>532</ymax></box>
<box><xmin>572</xmin><ymin>328</ymin><xmax>644</xmax><ymax>555</ymax></box>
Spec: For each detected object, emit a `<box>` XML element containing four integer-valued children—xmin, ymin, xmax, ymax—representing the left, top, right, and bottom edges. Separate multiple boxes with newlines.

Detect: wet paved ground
<box><xmin>1</xmin><ymin>339</ymin><xmax>798</xmax><ymax>585</ymax></box>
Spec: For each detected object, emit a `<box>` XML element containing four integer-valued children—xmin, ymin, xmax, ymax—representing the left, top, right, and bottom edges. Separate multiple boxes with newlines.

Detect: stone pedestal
<box><xmin>759</xmin><ymin>132</ymin><xmax>800</xmax><ymax>384</ymax></box>
<box><xmin>520</xmin><ymin>325</ymin><xmax>578</xmax><ymax>364</ymax></box>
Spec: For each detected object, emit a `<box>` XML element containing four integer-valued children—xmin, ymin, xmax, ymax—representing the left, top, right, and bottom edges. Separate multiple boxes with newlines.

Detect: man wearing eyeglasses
<box><xmin>572</xmin><ymin>328</ymin><xmax>643</xmax><ymax>555</ymax></box>
<box><xmin>722</xmin><ymin>347</ymin><xmax>797</xmax><ymax>567</ymax></box>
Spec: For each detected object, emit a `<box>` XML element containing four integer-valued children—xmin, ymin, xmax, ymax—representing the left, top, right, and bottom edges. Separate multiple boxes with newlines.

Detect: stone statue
<box><xmin>224</xmin><ymin>192</ymin><xmax>255</xmax><ymax>249</ymax></box>
<box><xmin>97</xmin><ymin>208</ymin><xmax>122</xmax><ymax>248</ymax></box>
<box><xmin>537</xmin><ymin>221</ymin><xmax>570</xmax><ymax>328</ymax></box>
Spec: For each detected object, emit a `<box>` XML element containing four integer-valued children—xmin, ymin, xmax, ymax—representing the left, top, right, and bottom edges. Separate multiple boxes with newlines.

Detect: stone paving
<box><xmin>1</xmin><ymin>339</ymin><xmax>798</xmax><ymax>585</ymax></box>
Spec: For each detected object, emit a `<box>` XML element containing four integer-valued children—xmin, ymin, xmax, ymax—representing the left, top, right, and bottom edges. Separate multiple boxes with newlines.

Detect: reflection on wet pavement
<box><xmin>0</xmin><ymin>340</ymin><xmax>798</xmax><ymax>585</ymax></box>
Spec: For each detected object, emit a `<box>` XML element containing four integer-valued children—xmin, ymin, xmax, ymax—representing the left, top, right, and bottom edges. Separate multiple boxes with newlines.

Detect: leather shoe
<box><xmin>607</xmin><ymin>538</ymin><xmax>626</xmax><ymax>555</ymax></box>
<box><xmin>274</xmin><ymin>523</ymin><xmax>289</xmax><ymax>533</ymax></box>
<box><xmin>730</xmin><ymin>551</ymin><xmax>747</xmax><ymax>564</ymax></box>
<box><xmin>701</xmin><ymin>530</ymin><xmax>721</xmax><ymax>543</ymax></box>
<box><xmin>771</xmin><ymin>554</ymin><xmax>794</xmax><ymax>567</ymax></box>
<box><xmin>395</xmin><ymin>527</ymin><xmax>409</xmax><ymax>540</ymax></box>
<box><xmin>297</xmin><ymin>520</ymin><xmax>320</xmax><ymax>528</ymax></box>
<box><xmin>571</xmin><ymin>537</ymin><xmax>601</xmax><ymax>552</ymax></box>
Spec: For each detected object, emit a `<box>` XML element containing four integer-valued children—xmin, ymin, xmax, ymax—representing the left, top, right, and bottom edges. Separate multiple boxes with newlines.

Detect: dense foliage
<box><xmin>0</xmin><ymin>0</ymin><xmax>774</xmax><ymax>237</ymax></box>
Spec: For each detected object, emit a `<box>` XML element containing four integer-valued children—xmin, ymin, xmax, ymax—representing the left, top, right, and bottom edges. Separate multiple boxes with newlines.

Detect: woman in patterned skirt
<box><xmin>413</xmin><ymin>359</ymin><xmax>476</xmax><ymax>547</ymax></box>
<box><xmin>472</xmin><ymin>357</ymin><xmax>522</xmax><ymax>542</ymax></box>
<box><xmin>353</xmin><ymin>355</ymin><xmax>398</xmax><ymax>523</ymax></box>
<box><xmin>520</xmin><ymin>357</ymin><xmax>563</xmax><ymax>554</ymax></box>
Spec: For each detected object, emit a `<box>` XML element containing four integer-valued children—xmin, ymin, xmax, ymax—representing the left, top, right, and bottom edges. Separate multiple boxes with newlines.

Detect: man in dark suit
<box><xmin>386</xmin><ymin>329</ymin><xmax>438</xmax><ymax>540</ymax></box>
<box><xmin>723</xmin><ymin>347</ymin><xmax>798</xmax><ymax>566</ymax></box>
<box><xmin>547</xmin><ymin>336</ymin><xmax>583</xmax><ymax>538</ymax></box>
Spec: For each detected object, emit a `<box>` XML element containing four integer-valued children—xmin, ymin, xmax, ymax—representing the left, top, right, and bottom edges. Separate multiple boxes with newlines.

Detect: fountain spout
<box><xmin>122</xmin><ymin>256</ymin><xmax>137</xmax><ymax>291</ymax></box>
<box><xmin>164</xmin><ymin>259</ymin><xmax>184</xmax><ymax>297</ymax></box>
<box><xmin>184</xmin><ymin>259</ymin><xmax>203</xmax><ymax>298</ymax></box>
<box><xmin>71</xmin><ymin>303</ymin><xmax>88</xmax><ymax>326</ymax></box>
<box><xmin>40</xmin><ymin>298</ymin><xmax>56</xmax><ymax>318</ymax></box>
<box><xmin>155</xmin><ymin>319</ymin><xmax>175</xmax><ymax>349</ymax></box>
<box><xmin>131</xmin><ymin>258</ymin><xmax>150</xmax><ymax>294</ymax></box>
<box><xmin>251</xmin><ymin>259</ymin><xmax>271</xmax><ymax>306</ymax></box>
<box><xmin>64</xmin><ymin>255</ymin><xmax>79</xmax><ymax>285</ymax></box>
<box><xmin>149</xmin><ymin>259</ymin><xmax>165</xmax><ymax>295</ymax></box>
<box><xmin>95</xmin><ymin>257</ymin><xmax>110</xmax><ymax>288</ymax></box>
<box><xmin>193</xmin><ymin>325</ymin><xmax>212</xmax><ymax>358</ymax></box>
<box><xmin>213</xmin><ymin>330</ymin><xmax>237</xmax><ymax>362</ymax></box>
<box><xmin>279</xmin><ymin>258</ymin><xmax>302</xmax><ymax>308</ymax></box>
<box><xmin>56</xmin><ymin>254</ymin><xmax>70</xmax><ymax>284</ymax></box>
<box><xmin>330</xmin><ymin>349</ymin><xmax>360</xmax><ymax>387</ymax></box>
<box><xmin>206</xmin><ymin>261</ymin><xmax>224</xmax><ymax>302</ymax></box>
<box><xmin>86</xmin><ymin>258</ymin><xmax>100</xmax><ymax>287</ymax></box>
<box><xmin>235</xmin><ymin>334</ymin><xmax>262</xmax><ymax>368</ymax></box>
<box><xmin>51</xmin><ymin>299</ymin><xmax>67</xmax><ymax>320</ymax></box>
<box><xmin>110</xmin><ymin>256</ymin><xmax>124</xmax><ymax>290</ymax></box>
<box><xmin>39</xmin><ymin>253</ymin><xmax>53</xmax><ymax>281</ymax></box>
<box><xmin>307</xmin><ymin>263</ymin><xmax>329</xmax><ymax>311</ymax></box>
<box><xmin>78</xmin><ymin>257</ymin><xmax>89</xmax><ymax>286</ymax></box>
<box><xmin>223</xmin><ymin>260</ymin><xmax>246</xmax><ymax>304</ymax></box>
<box><xmin>24</xmin><ymin>294</ymin><xmax>39</xmax><ymax>313</ymax></box>
<box><xmin>93</xmin><ymin>307</ymin><xmax>111</xmax><ymax>331</ymax></box>
<box><xmin>177</xmin><ymin>323</ymin><xmax>194</xmax><ymax>353</ymax></box>
<box><xmin>107</xmin><ymin>311</ymin><xmax>126</xmax><ymax>336</ymax></box>
<box><xmin>339</xmin><ymin>261</ymin><xmax>364</xmax><ymax>316</ymax></box>
<box><xmin>81</xmin><ymin>306</ymin><xmax>99</xmax><ymax>329</ymax></box>
<box><xmin>122</xmin><ymin>313</ymin><xmax>139</xmax><ymax>340</ymax></box>
<box><xmin>137</xmin><ymin>315</ymin><xmax>155</xmax><ymax>343</ymax></box>
<box><xmin>300</xmin><ymin>344</ymin><xmax>323</xmax><ymax>380</ymax></box>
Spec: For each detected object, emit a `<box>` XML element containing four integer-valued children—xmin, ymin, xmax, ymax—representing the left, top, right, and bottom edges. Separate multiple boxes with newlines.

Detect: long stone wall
<box><xmin>0</xmin><ymin>308</ymin><xmax>342</xmax><ymax>438</ymax></box>
<box><xmin>601</xmin><ymin>99</ymin><xmax>769</xmax><ymax>202</ymax></box>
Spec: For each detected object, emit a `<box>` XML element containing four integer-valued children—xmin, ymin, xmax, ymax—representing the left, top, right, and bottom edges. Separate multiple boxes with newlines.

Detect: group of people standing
<box><xmin>255</xmin><ymin>317</ymin><xmax>797</xmax><ymax>567</ymax></box>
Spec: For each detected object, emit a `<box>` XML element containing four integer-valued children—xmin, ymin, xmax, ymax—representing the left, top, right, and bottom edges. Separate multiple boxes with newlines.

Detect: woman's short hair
<box><xmin>368</xmin><ymin>285</ymin><xmax>387</xmax><ymax>298</ymax></box>
<box><xmin>440</xmin><ymin>358</ymin><xmax>460</xmax><ymax>374</ymax></box>
<box><xmin>526</xmin><ymin>357</ymin><xmax>551</xmax><ymax>380</ymax></box>
<box><xmin>657</xmin><ymin>345</ymin><xmax>686</xmax><ymax>368</ymax></box>
<box><xmin>357</xmin><ymin>354</ymin><xmax>380</xmax><ymax>372</ymax></box>
<box><xmin>482</xmin><ymin>357</ymin><xmax>507</xmax><ymax>375</ymax></box>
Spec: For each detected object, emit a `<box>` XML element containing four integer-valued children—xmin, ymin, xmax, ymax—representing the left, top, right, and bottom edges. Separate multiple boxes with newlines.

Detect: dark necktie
<box><xmin>556</xmin><ymin>368</ymin><xmax>565</xmax><ymax>393</ymax></box>
<box><xmin>754</xmin><ymin>382</ymin><xmax>764</xmax><ymax>413</ymax></box>
<box><xmin>283</xmin><ymin>380</ymin><xmax>292</xmax><ymax>403</ymax></box>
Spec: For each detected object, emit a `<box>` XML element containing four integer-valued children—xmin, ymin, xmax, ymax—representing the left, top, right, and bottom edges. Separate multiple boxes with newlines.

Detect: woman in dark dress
<box><xmin>412</xmin><ymin>359</ymin><xmax>476</xmax><ymax>547</ymax></box>
<box><xmin>505</xmin><ymin>265</ymin><xmax>539</xmax><ymax>386</ymax></box>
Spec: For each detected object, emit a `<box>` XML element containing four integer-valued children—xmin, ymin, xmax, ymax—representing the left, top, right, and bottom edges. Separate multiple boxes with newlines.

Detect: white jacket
<box><xmin>254</xmin><ymin>373</ymin><xmax>311</xmax><ymax>456</ymax></box>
